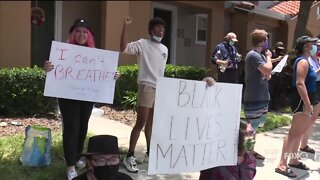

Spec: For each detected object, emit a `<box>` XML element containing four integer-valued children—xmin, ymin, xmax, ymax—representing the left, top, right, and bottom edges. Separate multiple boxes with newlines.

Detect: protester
<box><xmin>44</xmin><ymin>19</ymin><xmax>120</xmax><ymax>180</ymax></box>
<box><xmin>299</xmin><ymin>38</ymin><xmax>320</xmax><ymax>154</ymax></box>
<box><xmin>120</xmin><ymin>16</ymin><xmax>168</xmax><ymax>173</ymax></box>
<box><xmin>199</xmin><ymin>120</ymin><xmax>257</xmax><ymax>180</ymax></box>
<box><xmin>73</xmin><ymin>135</ymin><xmax>133</xmax><ymax>180</ymax></box>
<box><xmin>269</xmin><ymin>42</ymin><xmax>286</xmax><ymax>111</ymax></box>
<box><xmin>275</xmin><ymin>36</ymin><xmax>318</xmax><ymax>178</ymax></box>
<box><xmin>243</xmin><ymin>29</ymin><xmax>272</xmax><ymax>161</ymax></box>
<box><xmin>211</xmin><ymin>32</ymin><xmax>242</xmax><ymax>83</ymax></box>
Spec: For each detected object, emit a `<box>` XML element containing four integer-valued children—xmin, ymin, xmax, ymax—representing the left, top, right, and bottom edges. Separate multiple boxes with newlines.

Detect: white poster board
<box><xmin>148</xmin><ymin>77</ymin><xmax>243</xmax><ymax>175</ymax></box>
<box><xmin>44</xmin><ymin>41</ymin><xmax>119</xmax><ymax>104</ymax></box>
<box><xmin>272</xmin><ymin>55</ymin><xmax>288</xmax><ymax>74</ymax></box>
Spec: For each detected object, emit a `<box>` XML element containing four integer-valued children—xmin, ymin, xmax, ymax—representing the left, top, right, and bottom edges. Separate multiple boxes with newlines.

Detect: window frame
<box><xmin>195</xmin><ymin>14</ymin><xmax>208</xmax><ymax>45</ymax></box>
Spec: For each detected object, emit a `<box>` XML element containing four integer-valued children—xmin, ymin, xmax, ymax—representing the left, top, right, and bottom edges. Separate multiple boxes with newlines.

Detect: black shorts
<box><xmin>290</xmin><ymin>88</ymin><xmax>316</xmax><ymax>113</ymax></box>
<box><xmin>315</xmin><ymin>81</ymin><xmax>320</xmax><ymax>102</ymax></box>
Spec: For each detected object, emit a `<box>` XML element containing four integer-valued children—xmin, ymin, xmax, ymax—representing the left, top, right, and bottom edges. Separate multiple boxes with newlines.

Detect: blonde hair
<box><xmin>251</xmin><ymin>29</ymin><xmax>268</xmax><ymax>47</ymax></box>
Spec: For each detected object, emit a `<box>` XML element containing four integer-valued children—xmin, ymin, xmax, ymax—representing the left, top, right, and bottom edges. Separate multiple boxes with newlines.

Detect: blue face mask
<box><xmin>228</xmin><ymin>40</ymin><xmax>235</xmax><ymax>46</ymax></box>
<box><xmin>263</xmin><ymin>40</ymin><xmax>269</xmax><ymax>50</ymax></box>
<box><xmin>310</xmin><ymin>45</ymin><xmax>317</xmax><ymax>56</ymax></box>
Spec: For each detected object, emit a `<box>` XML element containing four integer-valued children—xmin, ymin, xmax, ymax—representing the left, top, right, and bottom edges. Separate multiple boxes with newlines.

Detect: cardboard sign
<box><xmin>148</xmin><ymin>77</ymin><xmax>243</xmax><ymax>175</ymax></box>
<box><xmin>44</xmin><ymin>41</ymin><xmax>119</xmax><ymax>104</ymax></box>
<box><xmin>272</xmin><ymin>55</ymin><xmax>288</xmax><ymax>74</ymax></box>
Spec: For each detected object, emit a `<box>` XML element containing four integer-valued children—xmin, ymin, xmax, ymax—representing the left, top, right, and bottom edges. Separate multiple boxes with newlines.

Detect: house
<box><xmin>1</xmin><ymin>1</ymin><xmax>319</xmax><ymax>71</ymax></box>
<box><xmin>0</xmin><ymin>1</ymin><xmax>225</xmax><ymax>74</ymax></box>
<box><xmin>225</xmin><ymin>1</ymin><xmax>320</xmax><ymax>55</ymax></box>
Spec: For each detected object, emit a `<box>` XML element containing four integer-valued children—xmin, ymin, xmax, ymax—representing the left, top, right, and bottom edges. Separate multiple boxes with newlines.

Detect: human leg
<box><xmin>58</xmin><ymin>98</ymin><xmax>81</xmax><ymax>179</ymax></box>
<box><xmin>145</xmin><ymin>108</ymin><xmax>154</xmax><ymax>154</ymax></box>
<box><xmin>77</xmin><ymin>101</ymin><xmax>94</xmax><ymax>156</ymax></box>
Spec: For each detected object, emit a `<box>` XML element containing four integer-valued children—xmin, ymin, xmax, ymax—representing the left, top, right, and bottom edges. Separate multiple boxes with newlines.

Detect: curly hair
<box><xmin>148</xmin><ymin>17</ymin><xmax>166</xmax><ymax>35</ymax></box>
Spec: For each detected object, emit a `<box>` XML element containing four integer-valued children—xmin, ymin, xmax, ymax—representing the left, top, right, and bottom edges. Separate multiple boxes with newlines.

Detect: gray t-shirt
<box><xmin>244</xmin><ymin>50</ymin><xmax>270</xmax><ymax>102</ymax></box>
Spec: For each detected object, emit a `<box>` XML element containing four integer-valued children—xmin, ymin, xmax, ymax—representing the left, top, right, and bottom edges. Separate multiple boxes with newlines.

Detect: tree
<box><xmin>293</xmin><ymin>1</ymin><xmax>314</xmax><ymax>47</ymax></box>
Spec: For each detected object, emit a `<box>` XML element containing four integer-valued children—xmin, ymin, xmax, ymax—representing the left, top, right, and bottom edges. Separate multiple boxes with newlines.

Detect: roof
<box><xmin>269</xmin><ymin>1</ymin><xmax>300</xmax><ymax>17</ymax></box>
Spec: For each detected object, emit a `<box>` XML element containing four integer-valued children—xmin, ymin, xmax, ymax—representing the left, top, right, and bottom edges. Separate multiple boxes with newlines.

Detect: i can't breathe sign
<box><xmin>44</xmin><ymin>41</ymin><xmax>119</xmax><ymax>104</ymax></box>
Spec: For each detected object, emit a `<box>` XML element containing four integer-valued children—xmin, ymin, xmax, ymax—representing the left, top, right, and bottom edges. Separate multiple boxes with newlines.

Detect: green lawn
<box><xmin>0</xmin><ymin>132</ymin><xmax>66</xmax><ymax>180</ymax></box>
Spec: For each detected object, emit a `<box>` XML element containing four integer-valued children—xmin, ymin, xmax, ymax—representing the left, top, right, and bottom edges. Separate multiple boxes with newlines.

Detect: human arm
<box><xmin>257</xmin><ymin>50</ymin><xmax>272</xmax><ymax>76</ymax></box>
<box><xmin>210</xmin><ymin>45</ymin><xmax>229</xmax><ymax>66</ymax></box>
<box><xmin>270</xmin><ymin>55</ymin><xmax>283</xmax><ymax>63</ymax></box>
<box><xmin>120</xmin><ymin>17</ymin><xmax>132</xmax><ymax>52</ymax></box>
<box><xmin>296</xmin><ymin>60</ymin><xmax>313</xmax><ymax>116</ymax></box>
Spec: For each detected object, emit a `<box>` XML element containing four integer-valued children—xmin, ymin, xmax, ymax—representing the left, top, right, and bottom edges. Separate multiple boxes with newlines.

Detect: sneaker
<box><xmin>67</xmin><ymin>168</ymin><xmax>78</xmax><ymax>180</ymax></box>
<box><xmin>76</xmin><ymin>157</ymin><xmax>86</xmax><ymax>169</ymax></box>
<box><xmin>123</xmin><ymin>155</ymin><xmax>139</xmax><ymax>173</ymax></box>
<box><xmin>144</xmin><ymin>153</ymin><xmax>149</xmax><ymax>163</ymax></box>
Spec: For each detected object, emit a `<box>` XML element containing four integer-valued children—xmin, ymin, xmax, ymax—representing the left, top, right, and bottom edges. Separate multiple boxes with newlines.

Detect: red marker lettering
<box><xmin>58</xmin><ymin>48</ymin><xmax>68</xmax><ymax>60</ymax></box>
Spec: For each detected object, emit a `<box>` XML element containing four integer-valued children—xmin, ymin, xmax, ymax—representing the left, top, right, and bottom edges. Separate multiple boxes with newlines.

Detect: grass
<box><xmin>240</xmin><ymin>108</ymin><xmax>292</xmax><ymax>133</ymax></box>
<box><xmin>0</xmin><ymin>132</ymin><xmax>66</xmax><ymax>180</ymax></box>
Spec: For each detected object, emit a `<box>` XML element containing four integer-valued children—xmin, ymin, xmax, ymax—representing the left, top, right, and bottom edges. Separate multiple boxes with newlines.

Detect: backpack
<box><xmin>19</xmin><ymin>125</ymin><xmax>52</xmax><ymax>167</ymax></box>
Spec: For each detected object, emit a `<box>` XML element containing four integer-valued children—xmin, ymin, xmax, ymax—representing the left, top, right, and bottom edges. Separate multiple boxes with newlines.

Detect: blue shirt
<box><xmin>211</xmin><ymin>42</ymin><xmax>239</xmax><ymax>69</ymax></box>
<box><xmin>244</xmin><ymin>50</ymin><xmax>270</xmax><ymax>102</ymax></box>
<box><xmin>292</xmin><ymin>56</ymin><xmax>317</xmax><ymax>93</ymax></box>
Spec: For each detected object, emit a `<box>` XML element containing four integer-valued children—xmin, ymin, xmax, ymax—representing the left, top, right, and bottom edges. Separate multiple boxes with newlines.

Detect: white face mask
<box><xmin>152</xmin><ymin>35</ymin><xmax>163</xmax><ymax>42</ymax></box>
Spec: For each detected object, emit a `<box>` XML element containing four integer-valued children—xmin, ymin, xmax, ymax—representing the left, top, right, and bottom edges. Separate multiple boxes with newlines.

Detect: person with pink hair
<box><xmin>44</xmin><ymin>19</ymin><xmax>120</xmax><ymax>180</ymax></box>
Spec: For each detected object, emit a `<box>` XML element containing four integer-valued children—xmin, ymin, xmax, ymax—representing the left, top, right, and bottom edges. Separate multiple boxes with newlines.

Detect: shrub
<box><xmin>114</xmin><ymin>64</ymin><xmax>208</xmax><ymax>107</ymax></box>
<box><xmin>0</xmin><ymin>66</ymin><xmax>57</xmax><ymax>117</ymax></box>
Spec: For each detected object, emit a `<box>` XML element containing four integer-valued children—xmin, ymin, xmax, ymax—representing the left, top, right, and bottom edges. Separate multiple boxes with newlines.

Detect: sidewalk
<box><xmin>88</xmin><ymin>115</ymin><xmax>320</xmax><ymax>180</ymax></box>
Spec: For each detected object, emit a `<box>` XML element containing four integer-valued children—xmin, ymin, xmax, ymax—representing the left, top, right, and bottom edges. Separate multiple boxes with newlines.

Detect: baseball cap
<box><xmin>69</xmin><ymin>19</ymin><xmax>93</xmax><ymax>34</ymax></box>
<box><xmin>295</xmin><ymin>35</ymin><xmax>318</xmax><ymax>50</ymax></box>
<box><xmin>275</xmin><ymin>41</ymin><xmax>285</xmax><ymax>50</ymax></box>
<box><xmin>227</xmin><ymin>32</ymin><xmax>238</xmax><ymax>42</ymax></box>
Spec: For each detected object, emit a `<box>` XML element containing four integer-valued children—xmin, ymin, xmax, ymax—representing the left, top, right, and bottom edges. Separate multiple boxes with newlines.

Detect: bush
<box><xmin>0</xmin><ymin>66</ymin><xmax>57</xmax><ymax>117</ymax></box>
<box><xmin>114</xmin><ymin>64</ymin><xmax>208</xmax><ymax>107</ymax></box>
<box><xmin>0</xmin><ymin>64</ymin><xmax>208</xmax><ymax>116</ymax></box>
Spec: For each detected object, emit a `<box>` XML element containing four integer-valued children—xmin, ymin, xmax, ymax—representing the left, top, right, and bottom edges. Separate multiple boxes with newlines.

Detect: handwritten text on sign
<box><xmin>148</xmin><ymin>78</ymin><xmax>243</xmax><ymax>175</ymax></box>
<box><xmin>44</xmin><ymin>41</ymin><xmax>119</xmax><ymax>104</ymax></box>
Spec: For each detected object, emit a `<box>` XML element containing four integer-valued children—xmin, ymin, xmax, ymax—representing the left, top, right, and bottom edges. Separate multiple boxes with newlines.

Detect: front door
<box><xmin>31</xmin><ymin>1</ymin><xmax>55</xmax><ymax>67</ymax></box>
<box><xmin>154</xmin><ymin>8</ymin><xmax>172</xmax><ymax>64</ymax></box>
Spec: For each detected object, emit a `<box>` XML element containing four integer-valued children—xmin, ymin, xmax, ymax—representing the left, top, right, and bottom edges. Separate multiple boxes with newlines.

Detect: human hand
<box><xmin>203</xmin><ymin>77</ymin><xmax>216</xmax><ymax>87</ymax></box>
<box><xmin>236</xmin><ymin>53</ymin><xmax>242</xmax><ymax>62</ymax></box>
<box><xmin>44</xmin><ymin>61</ymin><xmax>54</xmax><ymax>72</ymax></box>
<box><xmin>265</xmin><ymin>74</ymin><xmax>271</xmax><ymax>81</ymax></box>
<box><xmin>266</xmin><ymin>50</ymin><xmax>272</xmax><ymax>58</ymax></box>
<box><xmin>114</xmin><ymin>71</ymin><xmax>121</xmax><ymax>80</ymax></box>
<box><xmin>124</xmin><ymin>17</ymin><xmax>132</xmax><ymax>26</ymax></box>
<box><xmin>304</xmin><ymin>104</ymin><xmax>313</xmax><ymax>117</ymax></box>
<box><xmin>277</xmin><ymin>56</ymin><xmax>284</xmax><ymax>62</ymax></box>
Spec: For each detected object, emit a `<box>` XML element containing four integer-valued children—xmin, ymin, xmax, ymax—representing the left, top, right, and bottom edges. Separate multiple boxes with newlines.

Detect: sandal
<box><xmin>288</xmin><ymin>162</ymin><xmax>310</xmax><ymax>170</ymax></box>
<box><xmin>275</xmin><ymin>167</ymin><xmax>297</xmax><ymax>178</ymax></box>
<box><xmin>300</xmin><ymin>145</ymin><xmax>315</xmax><ymax>154</ymax></box>
<box><xmin>253</xmin><ymin>151</ymin><xmax>265</xmax><ymax>160</ymax></box>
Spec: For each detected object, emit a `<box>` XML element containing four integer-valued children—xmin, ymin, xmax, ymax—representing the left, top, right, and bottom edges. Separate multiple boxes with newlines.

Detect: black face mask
<box><xmin>275</xmin><ymin>49</ymin><xmax>284</xmax><ymax>56</ymax></box>
<box><xmin>94</xmin><ymin>164</ymin><xmax>120</xmax><ymax>179</ymax></box>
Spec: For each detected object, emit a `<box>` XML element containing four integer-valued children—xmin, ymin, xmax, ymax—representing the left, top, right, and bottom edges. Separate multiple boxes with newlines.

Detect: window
<box><xmin>195</xmin><ymin>14</ymin><xmax>207</xmax><ymax>45</ymax></box>
<box><xmin>317</xmin><ymin>6</ymin><xmax>320</xmax><ymax>18</ymax></box>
